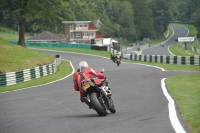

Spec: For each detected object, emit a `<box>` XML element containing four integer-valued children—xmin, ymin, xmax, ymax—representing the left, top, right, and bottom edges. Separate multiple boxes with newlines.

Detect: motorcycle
<box><xmin>116</xmin><ymin>57</ymin><xmax>121</xmax><ymax>66</ymax></box>
<box><xmin>111</xmin><ymin>56</ymin><xmax>116</xmax><ymax>63</ymax></box>
<box><xmin>80</xmin><ymin>69</ymin><xmax>116</xmax><ymax>116</ymax></box>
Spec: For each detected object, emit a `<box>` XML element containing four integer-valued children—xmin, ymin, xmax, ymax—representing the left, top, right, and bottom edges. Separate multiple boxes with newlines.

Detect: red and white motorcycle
<box><xmin>80</xmin><ymin>69</ymin><xmax>116</xmax><ymax>116</ymax></box>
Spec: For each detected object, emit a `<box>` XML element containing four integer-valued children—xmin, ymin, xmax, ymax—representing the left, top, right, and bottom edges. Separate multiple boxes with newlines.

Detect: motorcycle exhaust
<box><xmin>100</xmin><ymin>86</ymin><xmax>112</xmax><ymax>98</ymax></box>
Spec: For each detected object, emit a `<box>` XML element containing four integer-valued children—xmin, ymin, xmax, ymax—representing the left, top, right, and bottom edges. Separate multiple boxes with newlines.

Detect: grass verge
<box><xmin>0</xmin><ymin>39</ymin><xmax>55</xmax><ymax>73</ymax></box>
<box><xmin>166</xmin><ymin>75</ymin><xmax>200</xmax><ymax>133</ymax></box>
<box><xmin>169</xmin><ymin>42</ymin><xmax>199</xmax><ymax>56</ymax></box>
<box><xmin>169</xmin><ymin>44</ymin><xmax>193</xmax><ymax>56</ymax></box>
<box><xmin>0</xmin><ymin>60</ymin><xmax>72</xmax><ymax>92</ymax></box>
<box><xmin>171</xmin><ymin>23</ymin><xmax>197</xmax><ymax>37</ymax></box>
<box><xmin>0</xmin><ymin>25</ymin><xmax>31</xmax><ymax>41</ymax></box>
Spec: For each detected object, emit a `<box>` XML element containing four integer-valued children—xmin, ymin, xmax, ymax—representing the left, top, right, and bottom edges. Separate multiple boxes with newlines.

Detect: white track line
<box><xmin>161</xmin><ymin>78</ymin><xmax>186</xmax><ymax>133</ymax></box>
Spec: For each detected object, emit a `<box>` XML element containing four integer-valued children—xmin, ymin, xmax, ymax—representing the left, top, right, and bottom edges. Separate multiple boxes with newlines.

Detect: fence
<box><xmin>9</xmin><ymin>41</ymin><xmax>91</xmax><ymax>50</ymax></box>
<box><xmin>0</xmin><ymin>56</ymin><xmax>61</xmax><ymax>87</ymax></box>
<box><xmin>107</xmin><ymin>46</ymin><xmax>200</xmax><ymax>65</ymax></box>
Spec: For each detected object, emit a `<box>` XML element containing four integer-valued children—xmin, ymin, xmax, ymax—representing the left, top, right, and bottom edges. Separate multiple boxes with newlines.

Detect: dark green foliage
<box><xmin>112</xmin><ymin>0</ymin><xmax>136</xmax><ymax>41</ymax></box>
<box><xmin>128</xmin><ymin>0</ymin><xmax>155</xmax><ymax>40</ymax></box>
<box><xmin>2</xmin><ymin>0</ymin><xmax>199</xmax><ymax>44</ymax></box>
<box><xmin>149</xmin><ymin>0</ymin><xmax>175</xmax><ymax>37</ymax></box>
<box><xmin>0</xmin><ymin>0</ymin><xmax>72</xmax><ymax>47</ymax></box>
<box><xmin>190</xmin><ymin>8</ymin><xmax>200</xmax><ymax>37</ymax></box>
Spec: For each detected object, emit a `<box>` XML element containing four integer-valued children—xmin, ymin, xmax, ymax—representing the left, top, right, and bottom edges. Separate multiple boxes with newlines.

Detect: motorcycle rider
<box><xmin>110</xmin><ymin>53</ymin><xmax>116</xmax><ymax>61</ymax></box>
<box><xmin>115</xmin><ymin>52</ymin><xmax>121</xmax><ymax>61</ymax></box>
<box><xmin>73</xmin><ymin>61</ymin><xmax>105</xmax><ymax>107</ymax></box>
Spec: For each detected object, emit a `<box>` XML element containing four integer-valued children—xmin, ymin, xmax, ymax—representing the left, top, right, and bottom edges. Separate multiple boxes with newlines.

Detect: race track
<box><xmin>142</xmin><ymin>24</ymin><xmax>188</xmax><ymax>55</ymax></box>
<box><xmin>0</xmin><ymin>25</ymin><xmax>197</xmax><ymax>133</ymax></box>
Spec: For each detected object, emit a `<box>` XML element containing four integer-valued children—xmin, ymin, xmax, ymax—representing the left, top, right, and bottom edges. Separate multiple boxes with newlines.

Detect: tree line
<box><xmin>0</xmin><ymin>0</ymin><xmax>199</xmax><ymax>47</ymax></box>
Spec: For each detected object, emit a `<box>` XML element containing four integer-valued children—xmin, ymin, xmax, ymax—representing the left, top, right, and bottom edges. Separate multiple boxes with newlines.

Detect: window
<box><xmin>76</xmin><ymin>33</ymin><xmax>81</xmax><ymax>37</ymax></box>
<box><xmin>70</xmin><ymin>24</ymin><xmax>74</xmax><ymax>30</ymax></box>
<box><xmin>70</xmin><ymin>32</ymin><xmax>74</xmax><ymax>38</ymax></box>
<box><xmin>84</xmin><ymin>23</ymin><xmax>88</xmax><ymax>27</ymax></box>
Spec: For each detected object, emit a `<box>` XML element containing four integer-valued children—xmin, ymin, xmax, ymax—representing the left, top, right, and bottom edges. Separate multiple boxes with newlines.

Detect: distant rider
<box><xmin>110</xmin><ymin>53</ymin><xmax>116</xmax><ymax>61</ymax></box>
<box><xmin>115</xmin><ymin>52</ymin><xmax>121</xmax><ymax>61</ymax></box>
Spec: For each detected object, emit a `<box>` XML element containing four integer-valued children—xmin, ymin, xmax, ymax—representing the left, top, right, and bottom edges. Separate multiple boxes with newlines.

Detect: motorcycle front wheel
<box><xmin>108</xmin><ymin>97</ymin><xmax>116</xmax><ymax>113</ymax></box>
<box><xmin>89</xmin><ymin>92</ymin><xmax>107</xmax><ymax>116</ymax></box>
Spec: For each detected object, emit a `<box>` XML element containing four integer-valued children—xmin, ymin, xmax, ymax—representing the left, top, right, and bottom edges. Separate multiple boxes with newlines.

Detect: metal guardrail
<box><xmin>0</xmin><ymin>56</ymin><xmax>61</xmax><ymax>87</ymax></box>
<box><xmin>107</xmin><ymin>46</ymin><xmax>200</xmax><ymax>65</ymax></box>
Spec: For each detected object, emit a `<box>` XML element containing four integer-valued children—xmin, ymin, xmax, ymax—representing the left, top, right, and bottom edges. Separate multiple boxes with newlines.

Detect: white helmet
<box><xmin>78</xmin><ymin>61</ymin><xmax>88</xmax><ymax>71</ymax></box>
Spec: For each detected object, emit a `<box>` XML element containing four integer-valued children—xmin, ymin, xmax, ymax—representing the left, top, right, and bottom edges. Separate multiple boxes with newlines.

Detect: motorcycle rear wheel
<box><xmin>89</xmin><ymin>93</ymin><xmax>107</xmax><ymax>116</ymax></box>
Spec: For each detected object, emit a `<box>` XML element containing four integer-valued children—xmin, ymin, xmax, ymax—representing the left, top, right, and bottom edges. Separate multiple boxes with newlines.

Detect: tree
<box><xmin>112</xmin><ymin>0</ymin><xmax>136</xmax><ymax>41</ymax></box>
<box><xmin>98</xmin><ymin>16</ymin><xmax>120</xmax><ymax>38</ymax></box>
<box><xmin>69</xmin><ymin>0</ymin><xmax>98</xmax><ymax>21</ymax></box>
<box><xmin>0</xmin><ymin>0</ymin><xmax>69</xmax><ymax>47</ymax></box>
<box><xmin>190</xmin><ymin>8</ymin><xmax>200</xmax><ymax>37</ymax></box>
<box><xmin>128</xmin><ymin>0</ymin><xmax>155</xmax><ymax>40</ymax></box>
<box><xmin>176</xmin><ymin>0</ymin><xmax>190</xmax><ymax>22</ymax></box>
<box><xmin>149</xmin><ymin>0</ymin><xmax>174</xmax><ymax>37</ymax></box>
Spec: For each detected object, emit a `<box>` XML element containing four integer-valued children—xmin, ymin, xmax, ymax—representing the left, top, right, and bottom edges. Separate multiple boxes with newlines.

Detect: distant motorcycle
<box><xmin>80</xmin><ymin>69</ymin><xmax>116</xmax><ymax>116</ymax></box>
<box><xmin>116</xmin><ymin>57</ymin><xmax>121</xmax><ymax>66</ymax></box>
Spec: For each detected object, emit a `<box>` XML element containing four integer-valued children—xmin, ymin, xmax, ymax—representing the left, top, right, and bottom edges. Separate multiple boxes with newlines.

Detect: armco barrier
<box><xmin>9</xmin><ymin>41</ymin><xmax>91</xmax><ymax>50</ymax></box>
<box><xmin>132</xmin><ymin>54</ymin><xmax>200</xmax><ymax>65</ymax></box>
<box><xmin>0</xmin><ymin>56</ymin><xmax>61</xmax><ymax>87</ymax></box>
<box><xmin>107</xmin><ymin>46</ymin><xmax>200</xmax><ymax>65</ymax></box>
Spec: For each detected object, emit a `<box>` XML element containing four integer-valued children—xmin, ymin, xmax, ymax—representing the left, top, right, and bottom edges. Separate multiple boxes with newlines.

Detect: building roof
<box><xmin>62</xmin><ymin>21</ymin><xmax>91</xmax><ymax>24</ymax></box>
<box><xmin>93</xmin><ymin>18</ymin><xmax>102</xmax><ymax>28</ymax></box>
<box><xmin>73</xmin><ymin>29</ymin><xmax>98</xmax><ymax>32</ymax></box>
<box><xmin>26</xmin><ymin>31</ymin><xmax>66</xmax><ymax>41</ymax></box>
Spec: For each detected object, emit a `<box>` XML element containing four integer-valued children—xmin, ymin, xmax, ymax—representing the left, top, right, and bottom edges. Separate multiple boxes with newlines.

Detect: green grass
<box><xmin>169</xmin><ymin>44</ymin><xmax>199</xmax><ymax>56</ymax></box>
<box><xmin>0</xmin><ymin>39</ymin><xmax>55</xmax><ymax>73</ymax></box>
<box><xmin>172</xmin><ymin>23</ymin><xmax>198</xmax><ymax>37</ymax></box>
<box><xmin>166</xmin><ymin>75</ymin><xmax>200</xmax><ymax>133</ymax></box>
<box><xmin>169</xmin><ymin>41</ymin><xmax>200</xmax><ymax>56</ymax></box>
<box><xmin>0</xmin><ymin>60</ymin><xmax>72</xmax><ymax>92</ymax></box>
<box><xmin>0</xmin><ymin>25</ymin><xmax>31</xmax><ymax>41</ymax></box>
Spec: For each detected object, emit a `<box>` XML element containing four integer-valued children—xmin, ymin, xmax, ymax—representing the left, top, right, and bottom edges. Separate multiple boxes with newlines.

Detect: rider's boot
<box><xmin>80</xmin><ymin>97</ymin><xmax>92</xmax><ymax>109</ymax></box>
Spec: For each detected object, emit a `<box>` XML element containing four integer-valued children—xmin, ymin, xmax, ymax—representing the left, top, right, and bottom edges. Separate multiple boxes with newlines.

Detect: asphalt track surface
<box><xmin>0</xmin><ymin>25</ymin><xmax>198</xmax><ymax>133</ymax></box>
<box><xmin>142</xmin><ymin>24</ymin><xmax>188</xmax><ymax>55</ymax></box>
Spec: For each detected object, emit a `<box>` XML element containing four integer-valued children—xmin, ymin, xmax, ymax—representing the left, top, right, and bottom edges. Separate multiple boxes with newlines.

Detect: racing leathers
<box><xmin>73</xmin><ymin>67</ymin><xmax>104</xmax><ymax>98</ymax></box>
